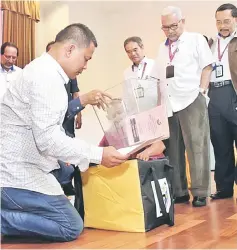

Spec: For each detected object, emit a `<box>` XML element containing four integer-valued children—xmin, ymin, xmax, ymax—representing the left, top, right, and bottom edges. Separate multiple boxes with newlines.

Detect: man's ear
<box><xmin>65</xmin><ymin>44</ymin><xmax>76</xmax><ymax>57</ymax></box>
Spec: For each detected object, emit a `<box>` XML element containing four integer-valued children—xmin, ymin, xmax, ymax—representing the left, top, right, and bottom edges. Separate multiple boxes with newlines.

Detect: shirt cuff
<box><xmin>67</xmin><ymin>98</ymin><xmax>84</xmax><ymax>119</ymax></box>
<box><xmin>89</xmin><ymin>146</ymin><xmax>103</xmax><ymax>165</ymax></box>
<box><xmin>78</xmin><ymin>146</ymin><xmax>103</xmax><ymax>172</ymax></box>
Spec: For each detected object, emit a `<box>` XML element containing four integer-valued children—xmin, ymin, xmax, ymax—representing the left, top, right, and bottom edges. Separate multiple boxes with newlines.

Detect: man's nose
<box><xmin>8</xmin><ymin>58</ymin><xmax>14</xmax><ymax>63</ymax></box>
<box><xmin>219</xmin><ymin>22</ymin><xmax>227</xmax><ymax>29</ymax></box>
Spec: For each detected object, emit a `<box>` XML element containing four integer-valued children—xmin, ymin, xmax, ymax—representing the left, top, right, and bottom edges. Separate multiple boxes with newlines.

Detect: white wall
<box><xmin>36</xmin><ymin>0</ymin><xmax>237</xmax><ymax>145</ymax></box>
<box><xmin>35</xmin><ymin>2</ymin><xmax>70</xmax><ymax>57</ymax></box>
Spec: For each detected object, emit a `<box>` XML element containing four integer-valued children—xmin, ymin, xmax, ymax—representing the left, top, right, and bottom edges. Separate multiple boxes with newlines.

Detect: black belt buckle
<box><xmin>212</xmin><ymin>80</ymin><xmax>231</xmax><ymax>88</ymax></box>
<box><xmin>214</xmin><ymin>81</ymin><xmax>223</xmax><ymax>87</ymax></box>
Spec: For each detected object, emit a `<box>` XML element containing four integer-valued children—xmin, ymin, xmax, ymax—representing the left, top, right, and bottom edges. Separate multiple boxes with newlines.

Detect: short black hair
<box><xmin>216</xmin><ymin>3</ymin><xmax>237</xmax><ymax>17</ymax></box>
<box><xmin>55</xmin><ymin>23</ymin><xmax>97</xmax><ymax>48</ymax></box>
<box><xmin>1</xmin><ymin>42</ymin><xmax>19</xmax><ymax>56</ymax></box>
<box><xmin>124</xmin><ymin>36</ymin><xmax>143</xmax><ymax>49</ymax></box>
<box><xmin>46</xmin><ymin>41</ymin><xmax>55</xmax><ymax>52</ymax></box>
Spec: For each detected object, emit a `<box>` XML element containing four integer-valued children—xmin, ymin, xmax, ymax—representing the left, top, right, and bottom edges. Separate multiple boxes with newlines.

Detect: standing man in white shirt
<box><xmin>1</xmin><ymin>23</ymin><xmax>128</xmax><ymax>242</ymax></box>
<box><xmin>123</xmin><ymin>36</ymin><xmax>154</xmax><ymax>80</ymax></box>
<box><xmin>209</xmin><ymin>4</ymin><xmax>237</xmax><ymax>200</ymax></box>
<box><xmin>156</xmin><ymin>6</ymin><xmax>213</xmax><ymax>207</ymax></box>
<box><xmin>0</xmin><ymin>42</ymin><xmax>22</xmax><ymax>101</ymax></box>
<box><xmin>123</xmin><ymin>36</ymin><xmax>167</xmax><ymax>160</ymax></box>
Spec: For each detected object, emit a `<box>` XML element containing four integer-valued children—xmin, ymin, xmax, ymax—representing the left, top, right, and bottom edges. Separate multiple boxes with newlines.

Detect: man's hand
<box><xmin>80</xmin><ymin>90</ymin><xmax>112</xmax><ymax>110</ymax></box>
<box><xmin>101</xmin><ymin>146</ymin><xmax>129</xmax><ymax>167</ymax></box>
<box><xmin>75</xmin><ymin>112</ymin><xmax>82</xmax><ymax>129</ymax></box>
<box><xmin>136</xmin><ymin>141</ymin><xmax>165</xmax><ymax>161</ymax></box>
<box><xmin>136</xmin><ymin>149</ymin><xmax>150</xmax><ymax>161</ymax></box>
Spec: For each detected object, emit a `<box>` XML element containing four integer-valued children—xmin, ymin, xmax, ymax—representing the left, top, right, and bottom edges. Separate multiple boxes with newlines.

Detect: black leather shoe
<box><xmin>174</xmin><ymin>194</ymin><xmax>190</xmax><ymax>204</ymax></box>
<box><xmin>192</xmin><ymin>196</ymin><xmax>206</xmax><ymax>207</ymax></box>
<box><xmin>62</xmin><ymin>182</ymin><xmax>76</xmax><ymax>196</ymax></box>
<box><xmin>210</xmin><ymin>191</ymin><xmax>233</xmax><ymax>200</ymax></box>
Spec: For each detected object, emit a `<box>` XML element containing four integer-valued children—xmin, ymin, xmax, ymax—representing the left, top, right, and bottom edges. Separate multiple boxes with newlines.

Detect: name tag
<box><xmin>166</xmin><ymin>65</ymin><xmax>174</xmax><ymax>79</ymax></box>
<box><xmin>215</xmin><ymin>65</ymin><xmax>223</xmax><ymax>78</ymax></box>
<box><xmin>136</xmin><ymin>86</ymin><xmax>144</xmax><ymax>98</ymax></box>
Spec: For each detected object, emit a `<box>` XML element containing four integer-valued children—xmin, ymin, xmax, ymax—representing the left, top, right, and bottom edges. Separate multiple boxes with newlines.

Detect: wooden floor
<box><xmin>2</xmin><ymin>174</ymin><xmax>237</xmax><ymax>249</ymax></box>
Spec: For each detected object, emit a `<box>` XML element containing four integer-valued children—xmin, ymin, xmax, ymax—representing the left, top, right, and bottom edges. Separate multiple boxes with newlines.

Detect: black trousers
<box><xmin>208</xmin><ymin>84</ymin><xmax>237</xmax><ymax>192</ymax></box>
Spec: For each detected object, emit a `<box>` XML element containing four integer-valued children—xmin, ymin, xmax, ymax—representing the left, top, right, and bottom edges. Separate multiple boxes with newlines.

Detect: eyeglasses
<box><xmin>3</xmin><ymin>54</ymin><xmax>17</xmax><ymax>61</ymax></box>
<box><xmin>216</xmin><ymin>19</ymin><xmax>232</xmax><ymax>26</ymax></box>
<box><xmin>161</xmin><ymin>20</ymin><xmax>182</xmax><ymax>31</ymax></box>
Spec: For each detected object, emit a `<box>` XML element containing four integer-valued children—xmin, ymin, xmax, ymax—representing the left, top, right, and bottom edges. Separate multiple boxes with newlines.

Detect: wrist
<box><xmin>199</xmin><ymin>87</ymin><xmax>206</xmax><ymax>94</ymax></box>
<box><xmin>79</xmin><ymin>94</ymin><xmax>88</xmax><ymax>107</ymax></box>
<box><xmin>73</xmin><ymin>91</ymin><xmax>80</xmax><ymax>99</ymax></box>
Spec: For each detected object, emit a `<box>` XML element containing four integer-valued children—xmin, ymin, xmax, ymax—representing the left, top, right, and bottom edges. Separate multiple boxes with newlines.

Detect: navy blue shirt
<box><xmin>63</xmin><ymin>78</ymin><xmax>84</xmax><ymax>137</ymax></box>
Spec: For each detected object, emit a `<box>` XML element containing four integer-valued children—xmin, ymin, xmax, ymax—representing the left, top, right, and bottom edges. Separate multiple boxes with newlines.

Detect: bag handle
<box><xmin>74</xmin><ymin>166</ymin><xmax>85</xmax><ymax>220</ymax></box>
<box><xmin>151</xmin><ymin>166</ymin><xmax>169</xmax><ymax>218</ymax></box>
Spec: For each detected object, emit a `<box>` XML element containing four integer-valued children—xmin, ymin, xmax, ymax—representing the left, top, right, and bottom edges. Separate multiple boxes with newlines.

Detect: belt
<box><xmin>210</xmin><ymin>80</ymin><xmax>232</xmax><ymax>88</ymax></box>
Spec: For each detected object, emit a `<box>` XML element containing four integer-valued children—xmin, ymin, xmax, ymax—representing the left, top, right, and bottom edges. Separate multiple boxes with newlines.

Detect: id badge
<box><xmin>166</xmin><ymin>65</ymin><xmax>174</xmax><ymax>79</ymax></box>
<box><xmin>136</xmin><ymin>86</ymin><xmax>144</xmax><ymax>98</ymax></box>
<box><xmin>215</xmin><ymin>65</ymin><xmax>223</xmax><ymax>78</ymax></box>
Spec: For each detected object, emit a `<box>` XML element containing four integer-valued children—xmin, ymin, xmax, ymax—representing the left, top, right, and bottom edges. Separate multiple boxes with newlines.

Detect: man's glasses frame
<box><xmin>161</xmin><ymin>20</ymin><xmax>182</xmax><ymax>31</ymax></box>
<box><xmin>3</xmin><ymin>54</ymin><xmax>17</xmax><ymax>61</ymax></box>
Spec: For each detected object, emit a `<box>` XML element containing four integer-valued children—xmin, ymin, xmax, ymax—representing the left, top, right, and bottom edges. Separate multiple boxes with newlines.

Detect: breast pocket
<box><xmin>175</xmin><ymin>45</ymin><xmax>198</xmax><ymax>71</ymax></box>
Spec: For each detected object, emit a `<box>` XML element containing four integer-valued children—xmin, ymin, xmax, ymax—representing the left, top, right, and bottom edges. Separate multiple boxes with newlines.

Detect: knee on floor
<box><xmin>61</xmin><ymin>215</ymin><xmax>84</xmax><ymax>242</ymax></box>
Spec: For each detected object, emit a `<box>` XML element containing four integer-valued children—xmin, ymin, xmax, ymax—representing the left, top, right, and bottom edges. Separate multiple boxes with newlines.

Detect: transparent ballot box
<box><xmin>94</xmin><ymin>78</ymin><xmax>170</xmax><ymax>154</ymax></box>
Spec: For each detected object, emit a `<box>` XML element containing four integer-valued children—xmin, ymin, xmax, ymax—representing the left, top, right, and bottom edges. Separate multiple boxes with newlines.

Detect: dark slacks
<box><xmin>208</xmin><ymin>84</ymin><xmax>237</xmax><ymax>193</ymax></box>
<box><xmin>166</xmin><ymin>93</ymin><xmax>211</xmax><ymax>197</ymax></box>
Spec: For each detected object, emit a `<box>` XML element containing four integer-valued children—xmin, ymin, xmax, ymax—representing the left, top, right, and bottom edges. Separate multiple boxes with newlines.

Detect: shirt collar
<box><xmin>0</xmin><ymin>64</ymin><xmax>15</xmax><ymax>73</ymax></box>
<box><xmin>132</xmin><ymin>56</ymin><xmax>147</xmax><ymax>69</ymax></box>
<box><xmin>217</xmin><ymin>30</ymin><xmax>236</xmax><ymax>39</ymax></box>
<box><xmin>44</xmin><ymin>53</ymin><xmax>69</xmax><ymax>84</ymax></box>
<box><xmin>234</xmin><ymin>29</ymin><xmax>237</xmax><ymax>37</ymax></box>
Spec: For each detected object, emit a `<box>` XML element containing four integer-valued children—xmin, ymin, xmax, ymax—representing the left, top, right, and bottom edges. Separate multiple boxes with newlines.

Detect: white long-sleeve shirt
<box><xmin>0</xmin><ymin>64</ymin><xmax>22</xmax><ymax>102</ymax></box>
<box><xmin>0</xmin><ymin>53</ymin><xmax>103</xmax><ymax>195</ymax></box>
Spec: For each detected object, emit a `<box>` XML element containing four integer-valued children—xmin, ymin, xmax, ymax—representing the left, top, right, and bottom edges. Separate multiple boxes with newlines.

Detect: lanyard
<box><xmin>217</xmin><ymin>39</ymin><xmax>229</xmax><ymax>62</ymax></box>
<box><xmin>168</xmin><ymin>41</ymin><xmax>179</xmax><ymax>63</ymax></box>
<box><xmin>140</xmin><ymin>62</ymin><xmax>147</xmax><ymax>79</ymax></box>
<box><xmin>132</xmin><ymin>62</ymin><xmax>147</xmax><ymax>79</ymax></box>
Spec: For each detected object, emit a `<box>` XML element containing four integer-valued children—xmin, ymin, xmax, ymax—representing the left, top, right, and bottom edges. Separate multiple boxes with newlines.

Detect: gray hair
<box><xmin>55</xmin><ymin>23</ymin><xmax>98</xmax><ymax>48</ymax></box>
<box><xmin>161</xmin><ymin>6</ymin><xmax>183</xmax><ymax>20</ymax></box>
<box><xmin>124</xmin><ymin>36</ymin><xmax>143</xmax><ymax>49</ymax></box>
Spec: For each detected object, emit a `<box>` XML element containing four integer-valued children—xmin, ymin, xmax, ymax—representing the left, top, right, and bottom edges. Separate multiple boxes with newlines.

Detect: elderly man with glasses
<box><xmin>0</xmin><ymin>42</ymin><xmax>22</xmax><ymax>101</ymax></box>
<box><xmin>153</xmin><ymin>6</ymin><xmax>214</xmax><ymax>207</ymax></box>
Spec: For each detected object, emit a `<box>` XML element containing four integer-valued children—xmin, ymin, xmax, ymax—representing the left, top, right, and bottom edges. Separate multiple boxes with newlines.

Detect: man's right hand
<box><xmin>101</xmin><ymin>146</ymin><xmax>129</xmax><ymax>168</ymax></box>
